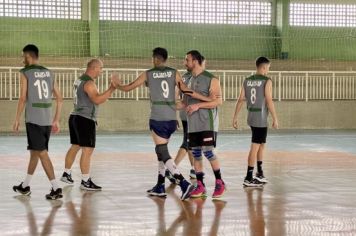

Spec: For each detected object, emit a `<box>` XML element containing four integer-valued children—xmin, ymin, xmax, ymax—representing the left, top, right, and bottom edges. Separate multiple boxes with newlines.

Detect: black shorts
<box><xmin>26</xmin><ymin>122</ymin><xmax>51</xmax><ymax>151</ymax></box>
<box><xmin>250</xmin><ymin>126</ymin><xmax>268</xmax><ymax>144</ymax></box>
<box><xmin>180</xmin><ymin>120</ymin><xmax>189</xmax><ymax>150</ymax></box>
<box><xmin>69</xmin><ymin>115</ymin><xmax>96</xmax><ymax>148</ymax></box>
<box><xmin>149</xmin><ymin>119</ymin><xmax>177</xmax><ymax>139</ymax></box>
<box><xmin>188</xmin><ymin>131</ymin><xmax>217</xmax><ymax>148</ymax></box>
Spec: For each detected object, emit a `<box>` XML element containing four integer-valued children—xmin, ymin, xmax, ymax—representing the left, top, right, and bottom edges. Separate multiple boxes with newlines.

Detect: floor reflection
<box><xmin>150</xmin><ymin>184</ymin><xmax>227</xmax><ymax>236</ymax></box>
<box><xmin>14</xmin><ymin>195</ymin><xmax>62</xmax><ymax>236</ymax></box>
<box><xmin>63</xmin><ymin>185</ymin><xmax>99</xmax><ymax>236</ymax></box>
<box><xmin>245</xmin><ymin>188</ymin><xmax>265</xmax><ymax>236</ymax></box>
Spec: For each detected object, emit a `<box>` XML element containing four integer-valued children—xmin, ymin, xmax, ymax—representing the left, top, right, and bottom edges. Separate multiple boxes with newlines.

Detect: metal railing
<box><xmin>1</xmin><ymin>67</ymin><xmax>356</xmax><ymax>101</ymax></box>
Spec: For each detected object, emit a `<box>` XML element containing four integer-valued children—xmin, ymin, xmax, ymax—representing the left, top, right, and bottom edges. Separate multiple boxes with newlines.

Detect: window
<box><xmin>100</xmin><ymin>0</ymin><xmax>272</xmax><ymax>25</ymax></box>
<box><xmin>0</xmin><ymin>0</ymin><xmax>81</xmax><ymax>19</ymax></box>
<box><xmin>290</xmin><ymin>3</ymin><xmax>356</xmax><ymax>27</ymax></box>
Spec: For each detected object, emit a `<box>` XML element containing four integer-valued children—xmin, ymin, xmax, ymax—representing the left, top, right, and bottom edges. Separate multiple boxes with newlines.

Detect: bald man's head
<box><xmin>86</xmin><ymin>58</ymin><xmax>103</xmax><ymax>79</ymax></box>
<box><xmin>87</xmin><ymin>58</ymin><xmax>103</xmax><ymax>69</ymax></box>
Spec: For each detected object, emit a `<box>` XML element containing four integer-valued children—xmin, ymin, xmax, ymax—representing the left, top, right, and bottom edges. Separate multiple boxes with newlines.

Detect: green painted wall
<box><xmin>0</xmin><ymin>18</ymin><xmax>90</xmax><ymax>57</ymax></box>
<box><xmin>1</xmin><ymin>17</ymin><xmax>356</xmax><ymax>61</ymax></box>
<box><xmin>288</xmin><ymin>27</ymin><xmax>356</xmax><ymax>60</ymax></box>
<box><xmin>99</xmin><ymin>21</ymin><xmax>277</xmax><ymax>60</ymax></box>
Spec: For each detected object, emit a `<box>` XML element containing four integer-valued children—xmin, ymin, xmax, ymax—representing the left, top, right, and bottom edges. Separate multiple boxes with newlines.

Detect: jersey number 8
<box><xmin>251</xmin><ymin>88</ymin><xmax>257</xmax><ymax>104</ymax></box>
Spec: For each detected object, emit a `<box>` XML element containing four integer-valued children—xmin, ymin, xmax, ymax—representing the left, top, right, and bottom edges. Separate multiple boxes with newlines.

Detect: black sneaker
<box><xmin>165</xmin><ymin>170</ymin><xmax>177</xmax><ymax>184</ymax></box>
<box><xmin>243</xmin><ymin>178</ymin><xmax>264</xmax><ymax>188</ymax></box>
<box><xmin>13</xmin><ymin>182</ymin><xmax>31</xmax><ymax>196</ymax></box>
<box><xmin>60</xmin><ymin>172</ymin><xmax>74</xmax><ymax>185</ymax></box>
<box><xmin>255</xmin><ymin>172</ymin><xmax>268</xmax><ymax>184</ymax></box>
<box><xmin>80</xmin><ymin>178</ymin><xmax>102</xmax><ymax>191</ymax></box>
<box><xmin>146</xmin><ymin>184</ymin><xmax>167</xmax><ymax>197</ymax></box>
<box><xmin>46</xmin><ymin>188</ymin><xmax>63</xmax><ymax>200</ymax></box>
<box><xmin>180</xmin><ymin>179</ymin><xmax>195</xmax><ymax>200</ymax></box>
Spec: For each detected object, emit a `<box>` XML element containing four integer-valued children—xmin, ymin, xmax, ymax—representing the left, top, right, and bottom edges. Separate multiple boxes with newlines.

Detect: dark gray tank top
<box><xmin>71</xmin><ymin>74</ymin><xmax>98</xmax><ymax>121</ymax></box>
<box><xmin>146</xmin><ymin>67</ymin><xmax>177</xmax><ymax>121</ymax></box>
<box><xmin>179</xmin><ymin>71</ymin><xmax>192</xmax><ymax>121</ymax></box>
<box><xmin>21</xmin><ymin>65</ymin><xmax>54</xmax><ymax>126</ymax></box>
<box><xmin>243</xmin><ymin>74</ymin><xmax>270</xmax><ymax>127</ymax></box>
<box><xmin>186</xmin><ymin>71</ymin><xmax>219</xmax><ymax>133</ymax></box>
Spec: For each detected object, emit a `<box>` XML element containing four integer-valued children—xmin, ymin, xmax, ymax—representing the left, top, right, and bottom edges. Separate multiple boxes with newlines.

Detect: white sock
<box><xmin>165</xmin><ymin>159</ymin><xmax>181</xmax><ymax>176</ymax></box>
<box><xmin>64</xmin><ymin>169</ymin><xmax>71</xmax><ymax>175</ymax></box>
<box><xmin>22</xmin><ymin>174</ymin><xmax>33</xmax><ymax>187</ymax></box>
<box><xmin>82</xmin><ymin>174</ymin><xmax>90</xmax><ymax>182</ymax></box>
<box><xmin>50</xmin><ymin>180</ymin><xmax>60</xmax><ymax>191</ymax></box>
<box><xmin>158</xmin><ymin>161</ymin><xmax>166</xmax><ymax>176</ymax></box>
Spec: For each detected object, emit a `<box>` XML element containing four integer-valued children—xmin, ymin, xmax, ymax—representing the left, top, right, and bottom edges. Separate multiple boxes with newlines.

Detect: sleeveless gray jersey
<box><xmin>146</xmin><ymin>67</ymin><xmax>177</xmax><ymax>121</ymax></box>
<box><xmin>186</xmin><ymin>71</ymin><xmax>219</xmax><ymax>133</ymax></box>
<box><xmin>179</xmin><ymin>71</ymin><xmax>192</xmax><ymax>121</ymax></box>
<box><xmin>20</xmin><ymin>65</ymin><xmax>54</xmax><ymax>126</ymax></box>
<box><xmin>243</xmin><ymin>74</ymin><xmax>270</xmax><ymax>127</ymax></box>
<box><xmin>71</xmin><ymin>74</ymin><xmax>98</xmax><ymax>121</ymax></box>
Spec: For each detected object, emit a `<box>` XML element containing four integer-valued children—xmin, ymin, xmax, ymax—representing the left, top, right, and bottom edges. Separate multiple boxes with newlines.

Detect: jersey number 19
<box><xmin>34</xmin><ymin>79</ymin><xmax>49</xmax><ymax>100</ymax></box>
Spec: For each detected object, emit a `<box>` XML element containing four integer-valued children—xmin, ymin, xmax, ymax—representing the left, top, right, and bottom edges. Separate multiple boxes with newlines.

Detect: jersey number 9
<box><xmin>161</xmin><ymin>80</ymin><xmax>169</xmax><ymax>99</ymax></box>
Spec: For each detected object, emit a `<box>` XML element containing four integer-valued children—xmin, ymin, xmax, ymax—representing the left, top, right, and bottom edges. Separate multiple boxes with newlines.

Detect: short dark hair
<box><xmin>187</xmin><ymin>50</ymin><xmax>204</xmax><ymax>65</ymax></box>
<box><xmin>152</xmin><ymin>47</ymin><xmax>168</xmax><ymax>61</ymax></box>
<box><xmin>256</xmin><ymin>56</ymin><xmax>270</xmax><ymax>68</ymax></box>
<box><xmin>23</xmin><ymin>44</ymin><xmax>39</xmax><ymax>58</ymax></box>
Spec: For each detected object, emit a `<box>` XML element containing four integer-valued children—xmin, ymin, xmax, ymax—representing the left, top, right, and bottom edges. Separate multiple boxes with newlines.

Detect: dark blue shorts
<box><xmin>149</xmin><ymin>119</ymin><xmax>177</xmax><ymax>139</ymax></box>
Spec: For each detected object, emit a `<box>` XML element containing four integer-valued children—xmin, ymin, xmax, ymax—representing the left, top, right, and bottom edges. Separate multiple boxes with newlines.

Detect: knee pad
<box><xmin>203</xmin><ymin>146</ymin><xmax>217</xmax><ymax>161</ymax></box>
<box><xmin>155</xmin><ymin>144</ymin><xmax>171</xmax><ymax>163</ymax></box>
<box><xmin>191</xmin><ymin>147</ymin><xmax>203</xmax><ymax>161</ymax></box>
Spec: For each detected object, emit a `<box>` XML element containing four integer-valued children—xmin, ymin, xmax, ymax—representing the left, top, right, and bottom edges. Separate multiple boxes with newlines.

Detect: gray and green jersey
<box><xmin>243</xmin><ymin>74</ymin><xmax>270</xmax><ymax>128</ymax></box>
<box><xmin>20</xmin><ymin>65</ymin><xmax>54</xmax><ymax>126</ymax></box>
<box><xmin>186</xmin><ymin>71</ymin><xmax>219</xmax><ymax>133</ymax></box>
<box><xmin>179</xmin><ymin>71</ymin><xmax>192</xmax><ymax>121</ymax></box>
<box><xmin>71</xmin><ymin>74</ymin><xmax>98</xmax><ymax>121</ymax></box>
<box><xmin>146</xmin><ymin>66</ymin><xmax>177</xmax><ymax>121</ymax></box>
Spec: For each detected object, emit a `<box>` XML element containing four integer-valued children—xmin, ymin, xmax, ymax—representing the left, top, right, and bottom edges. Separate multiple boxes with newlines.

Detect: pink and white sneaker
<box><xmin>190</xmin><ymin>180</ymin><xmax>206</xmax><ymax>198</ymax></box>
<box><xmin>212</xmin><ymin>179</ymin><xmax>226</xmax><ymax>199</ymax></box>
